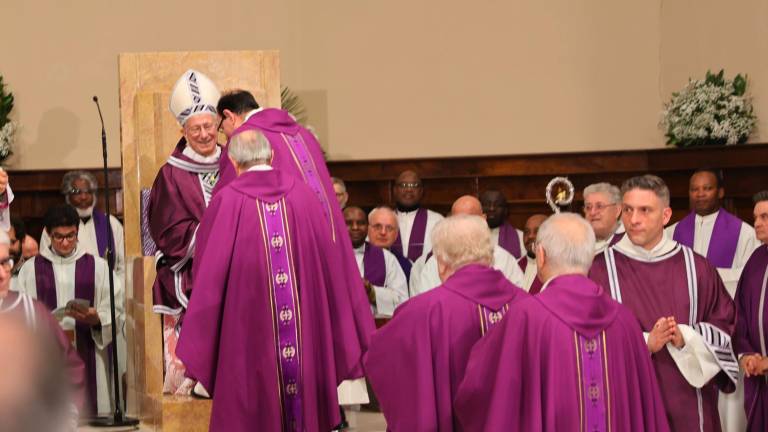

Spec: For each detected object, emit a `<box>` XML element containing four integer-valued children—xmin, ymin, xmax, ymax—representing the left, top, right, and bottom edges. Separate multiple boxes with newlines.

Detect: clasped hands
<box><xmin>647</xmin><ymin>316</ymin><xmax>685</xmax><ymax>353</ymax></box>
<box><xmin>66</xmin><ymin>303</ymin><xmax>102</xmax><ymax>327</ymax></box>
<box><xmin>740</xmin><ymin>354</ymin><xmax>768</xmax><ymax>377</ymax></box>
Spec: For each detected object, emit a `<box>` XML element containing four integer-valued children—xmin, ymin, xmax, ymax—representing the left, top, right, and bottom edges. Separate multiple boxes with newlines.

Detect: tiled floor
<box><xmin>77</xmin><ymin>410</ymin><xmax>387</xmax><ymax>431</ymax></box>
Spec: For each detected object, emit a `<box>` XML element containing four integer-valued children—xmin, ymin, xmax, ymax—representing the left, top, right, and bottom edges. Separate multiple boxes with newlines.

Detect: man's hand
<box><xmin>364</xmin><ymin>279</ymin><xmax>376</xmax><ymax>305</ymax></box>
<box><xmin>66</xmin><ymin>305</ymin><xmax>101</xmax><ymax>327</ymax></box>
<box><xmin>647</xmin><ymin>317</ymin><xmax>674</xmax><ymax>353</ymax></box>
<box><xmin>0</xmin><ymin>168</ymin><xmax>8</xmax><ymax>195</ymax></box>
<box><xmin>740</xmin><ymin>354</ymin><xmax>762</xmax><ymax>377</ymax></box>
<box><xmin>667</xmin><ymin>316</ymin><xmax>685</xmax><ymax>349</ymax></box>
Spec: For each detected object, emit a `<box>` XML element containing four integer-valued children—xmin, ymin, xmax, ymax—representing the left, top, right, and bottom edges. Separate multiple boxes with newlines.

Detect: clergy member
<box><xmin>344</xmin><ymin>206</ymin><xmax>408</xmax><ymax>317</ymax></box>
<box><xmin>217</xmin><ymin>90</ymin><xmax>375</xmax><ymax>361</ymax></box>
<box><xmin>332</xmin><ymin>177</ymin><xmax>349</xmax><ymax>209</ymax></box>
<box><xmin>368</xmin><ymin>205</ymin><xmax>412</xmax><ymax>281</ymax></box>
<box><xmin>409</xmin><ymin>195</ymin><xmax>524</xmax><ymax>296</ymax></box>
<box><xmin>364</xmin><ymin>214</ymin><xmax>528</xmax><ymax>431</ymax></box>
<box><xmin>40</xmin><ymin>171</ymin><xmax>125</xmax><ymax>278</ymax></box>
<box><xmin>391</xmin><ymin>170</ymin><xmax>444</xmax><ymax>261</ymax></box>
<box><xmin>176</xmin><ymin>130</ymin><xmax>374</xmax><ymax>432</ymax></box>
<box><xmin>519</xmin><ymin>213</ymin><xmax>547</xmax><ymax>293</ymax></box>
<box><xmin>147</xmin><ymin>69</ymin><xmax>221</xmax><ymax>394</ymax></box>
<box><xmin>480</xmin><ymin>189</ymin><xmax>525</xmax><ymax>259</ymax></box>
<box><xmin>17</xmin><ymin>204</ymin><xmax>121</xmax><ymax>416</ymax></box>
<box><xmin>590</xmin><ymin>175</ymin><xmax>738</xmax><ymax>432</ymax></box>
<box><xmin>454</xmin><ymin>212</ymin><xmax>670</xmax><ymax>431</ymax></box>
<box><xmin>734</xmin><ymin>190</ymin><xmax>768</xmax><ymax>431</ymax></box>
<box><xmin>583</xmin><ymin>182</ymin><xmax>624</xmax><ymax>253</ymax></box>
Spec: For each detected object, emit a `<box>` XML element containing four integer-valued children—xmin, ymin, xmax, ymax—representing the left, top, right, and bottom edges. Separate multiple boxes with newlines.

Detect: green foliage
<box><xmin>281</xmin><ymin>86</ymin><xmax>308</xmax><ymax>126</ymax></box>
<box><xmin>0</xmin><ymin>75</ymin><xmax>14</xmax><ymax>127</ymax></box>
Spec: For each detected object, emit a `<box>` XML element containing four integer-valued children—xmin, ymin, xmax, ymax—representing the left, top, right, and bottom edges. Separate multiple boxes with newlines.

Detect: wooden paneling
<box><xmin>328</xmin><ymin>144</ymin><xmax>768</xmax><ymax>228</ymax></box>
<box><xmin>8</xmin><ymin>168</ymin><xmax>122</xmax><ymax>241</ymax></box>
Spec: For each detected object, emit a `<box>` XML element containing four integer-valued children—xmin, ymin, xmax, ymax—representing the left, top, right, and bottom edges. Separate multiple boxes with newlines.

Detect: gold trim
<box><xmin>281</xmin><ymin>198</ymin><xmax>303</xmax><ymax>384</ymax></box>
<box><xmin>478</xmin><ymin>305</ymin><xmax>486</xmax><ymax>336</ymax></box>
<box><xmin>602</xmin><ymin>331</ymin><xmax>611</xmax><ymax>432</ymax></box>
<box><xmin>574</xmin><ymin>332</ymin><xmax>584</xmax><ymax>432</ymax></box>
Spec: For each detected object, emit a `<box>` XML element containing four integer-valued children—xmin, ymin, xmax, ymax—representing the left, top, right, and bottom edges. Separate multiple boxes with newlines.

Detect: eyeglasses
<box><xmin>371</xmin><ymin>223</ymin><xmax>396</xmax><ymax>233</ymax></box>
<box><xmin>185</xmin><ymin>122</ymin><xmax>217</xmax><ymax>136</ymax></box>
<box><xmin>396</xmin><ymin>182</ymin><xmax>422</xmax><ymax>190</ymax></box>
<box><xmin>51</xmin><ymin>232</ymin><xmax>77</xmax><ymax>242</ymax></box>
<box><xmin>583</xmin><ymin>203</ymin><xmax>616</xmax><ymax>213</ymax></box>
<box><xmin>66</xmin><ymin>188</ymin><xmax>93</xmax><ymax>196</ymax></box>
<box><xmin>0</xmin><ymin>257</ymin><xmax>14</xmax><ymax>270</ymax></box>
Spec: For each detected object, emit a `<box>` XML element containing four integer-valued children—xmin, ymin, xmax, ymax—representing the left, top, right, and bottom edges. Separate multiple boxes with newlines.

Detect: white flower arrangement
<box><xmin>0</xmin><ymin>73</ymin><xmax>14</xmax><ymax>163</ymax></box>
<box><xmin>661</xmin><ymin>70</ymin><xmax>756</xmax><ymax>147</ymax></box>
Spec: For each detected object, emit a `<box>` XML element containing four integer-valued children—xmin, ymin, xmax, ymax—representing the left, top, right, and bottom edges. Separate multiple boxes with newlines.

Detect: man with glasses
<box><xmin>368</xmin><ymin>206</ymin><xmax>412</xmax><ymax>281</ymax></box>
<box><xmin>16</xmin><ymin>204</ymin><xmax>121</xmax><ymax>417</ymax></box>
<box><xmin>147</xmin><ymin>69</ymin><xmax>222</xmax><ymax>394</ymax></box>
<box><xmin>582</xmin><ymin>182</ymin><xmax>625</xmax><ymax>254</ymax></box>
<box><xmin>392</xmin><ymin>170</ymin><xmax>444</xmax><ymax>262</ymax></box>
<box><xmin>40</xmin><ymin>171</ymin><xmax>125</xmax><ymax>279</ymax></box>
<box><xmin>332</xmin><ymin>177</ymin><xmax>349</xmax><ymax>209</ymax></box>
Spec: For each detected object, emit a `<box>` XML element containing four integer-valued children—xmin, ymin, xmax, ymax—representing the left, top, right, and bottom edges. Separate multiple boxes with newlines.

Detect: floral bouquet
<box><xmin>661</xmin><ymin>70</ymin><xmax>756</xmax><ymax>147</ymax></box>
<box><xmin>0</xmin><ymin>74</ymin><xmax>15</xmax><ymax>163</ymax></box>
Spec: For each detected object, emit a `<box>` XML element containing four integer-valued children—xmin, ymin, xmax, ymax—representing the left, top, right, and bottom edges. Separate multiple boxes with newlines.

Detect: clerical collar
<box><xmin>396</xmin><ymin>205</ymin><xmax>420</xmax><ymax>213</ymax></box>
<box><xmin>353</xmin><ymin>244</ymin><xmax>366</xmax><ymax>254</ymax></box>
<box><xmin>182</xmin><ymin>145</ymin><xmax>221</xmax><ymax>164</ymax></box>
<box><xmin>246</xmin><ymin>164</ymin><xmax>273</xmax><ymax>172</ymax></box>
<box><xmin>614</xmin><ymin>230</ymin><xmax>677</xmax><ymax>261</ymax></box>
<box><xmin>696</xmin><ymin>209</ymin><xmax>721</xmax><ymax>223</ymax></box>
<box><xmin>244</xmin><ymin>108</ymin><xmax>264</xmax><ymax>122</ymax></box>
<box><xmin>81</xmin><ymin>216</ymin><xmax>91</xmax><ymax>224</ymax></box>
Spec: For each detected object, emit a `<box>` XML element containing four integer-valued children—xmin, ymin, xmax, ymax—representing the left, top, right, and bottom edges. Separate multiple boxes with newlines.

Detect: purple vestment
<box><xmin>734</xmin><ymin>244</ymin><xmax>768</xmax><ymax>431</ymax></box>
<box><xmin>363</xmin><ymin>242</ymin><xmax>387</xmax><ymax>287</ymax></box>
<box><xmin>91</xmin><ymin>209</ymin><xmax>116</xmax><ymax>268</ymax></box>
<box><xmin>176</xmin><ymin>169</ymin><xmax>375</xmax><ymax>432</ymax></box>
<box><xmin>454</xmin><ymin>274</ymin><xmax>670</xmax><ymax>431</ymax></box>
<box><xmin>148</xmin><ymin>138</ymin><xmax>219</xmax><ymax>314</ymax></box>
<box><xmin>497</xmin><ymin>223</ymin><xmax>522</xmax><ymax>259</ymax></box>
<box><xmin>218</xmin><ymin>110</ymin><xmax>375</xmax><ymax>368</ymax></box>
<box><xmin>391</xmin><ymin>208</ymin><xmax>429</xmax><ymax>261</ymax></box>
<box><xmin>34</xmin><ymin>254</ymin><xmax>99</xmax><ymax>415</ymax></box>
<box><xmin>673</xmin><ymin>210</ymin><xmax>742</xmax><ymax>268</ymax></box>
<box><xmin>590</xmin><ymin>245</ymin><xmax>737</xmax><ymax>432</ymax></box>
<box><xmin>363</xmin><ymin>264</ymin><xmax>528</xmax><ymax>431</ymax></box>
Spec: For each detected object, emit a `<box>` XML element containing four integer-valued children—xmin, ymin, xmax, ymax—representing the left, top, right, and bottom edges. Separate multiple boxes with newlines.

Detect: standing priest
<box><xmin>590</xmin><ymin>175</ymin><xmax>737</xmax><ymax>432</ymax></box>
<box><xmin>177</xmin><ymin>130</ymin><xmax>374</xmax><ymax>432</ymax></box>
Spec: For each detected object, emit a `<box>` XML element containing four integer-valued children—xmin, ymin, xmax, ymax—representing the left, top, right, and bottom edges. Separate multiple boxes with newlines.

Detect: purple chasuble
<box><xmin>34</xmin><ymin>254</ymin><xmax>99</xmax><ymax>415</ymax></box>
<box><xmin>734</xmin><ymin>245</ymin><xmax>768</xmax><ymax>431</ymax></box>
<box><xmin>91</xmin><ymin>209</ymin><xmax>115</xmax><ymax>268</ymax></box>
<box><xmin>391</xmin><ymin>208</ymin><xmax>429</xmax><ymax>261</ymax></box>
<box><xmin>364</xmin><ymin>264</ymin><xmax>528</xmax><ymax>431</ymax></box>
<box><xmin>673</xmin><ymin>210</ymin><xmax>742</xmax><ymax>268</ymax></box>
<box><xmin>590</xmin><ymin>245</ymin><xmax>737</xmax><ymax>432</ymax></box>
<box><xmin>454</xmin><ymin>274</ymin><xmax>670</xmax><ymax>432</ymax></box>
<box><xmin>363</xmin><ymin>242</ymin><xmax>387</xmax><ymax>287</ymax></box>
<box><xmin>497</xmin><ymin>223</ymin><xmax>522</xmax><ymax>259</ymax></box>
<box><xmin>176</xmin><ymin>169</ymin><xmax>375</xmax><ymax>432</ymax></box>
<box><xmin>148</xmin><ymin>138</ymin><xmax>218</xmax><ymax>314</ymax></box>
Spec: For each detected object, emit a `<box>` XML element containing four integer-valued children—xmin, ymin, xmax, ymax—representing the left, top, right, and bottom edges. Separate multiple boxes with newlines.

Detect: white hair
<box><xmin>431</xmin><ymin>215</ymin><xmax>493</xmax><ymax>271</ymax></box>
<box><xmin>332</xmin><ymin>177</ymin><xmax>347</xmax><ymax>192</ymax></box>
<box><xmin>61</xmin><ymin>170</ymin><xmax>98</xmax><ymax>195</ymax></box>
<box><xmin>368</xmin><ymin>206</ymin><xmax>398</xmax><ymax>227</ymax></box>
<box><xmin>228</xmin><ymin>130</ymin><xmax>272</xmax><ymax>167</ymax></box>
<box><xmin>536</xmin><ymin>212</ymin><xmax>595</xmax><ymax>274</ymax></box>
<box><xmin>583</xmin><ymin>182</ymin><xmax>621</xmax><ymax>204</ymax></box>
<box><xmin>0</xmin><ymin>230</ymin><xmax>8</xmax><ymax>246</ymax></box>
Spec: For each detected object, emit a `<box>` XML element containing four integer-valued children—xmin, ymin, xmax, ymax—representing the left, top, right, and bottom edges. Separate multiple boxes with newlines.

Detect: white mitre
<box><xmin>169</xmin><ymin>69</ymin><xmax>221</xmax><ymax>126</ymax></box>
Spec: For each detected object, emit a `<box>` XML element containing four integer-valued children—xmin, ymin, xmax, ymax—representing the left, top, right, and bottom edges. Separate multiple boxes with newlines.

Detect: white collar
<box><xmin>244</xmin><ymin>108</ymin><xmax>264</xmax><ymax>122</ymax></box>
<box><xmin>246</xmin><ymin>164</ymin><xmax>273</xmax><ymax>172</ymax></box>
<box><xmin>613</xmin><ymin>230</ymin><xmax>677</xmax><ymax>261</ymax></box>
<box><xmin>353</xmin><ymin>244</ymin><xmax>366</xmax><ymax>254</ymax></box>
<box><xmin>696</xmin><ymin>209</ymin><xmax>720</xmax><ymax>223</ymax></box>
<box><xmin>40</xmin><ymin>244</ymin><xmax>86</xmax><ymax>264</ymax></box>
<box><xmin>182</xmin><ymin>145</ymin><xmax>221</xmax><ymax>164</ymax></box>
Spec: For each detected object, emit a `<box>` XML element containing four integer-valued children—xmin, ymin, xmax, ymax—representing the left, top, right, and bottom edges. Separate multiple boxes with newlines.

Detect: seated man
<box><xmin>344</xmin><ymin>206</ymin><xmax>408</xmax><ymax>317</ymax></box>
<box><xmin>16</xmin><ymin>204</ymin><xmax>120</xmax><ymax>416</ymax></box>
<box><xmin>391</xmin><ymin>170</ymin><xmax>444</xmax><ymax>261</ymax></box>
<box><xmin>582</xmin><ymin>182</ymin><xmax>624</xmax><ymax>253</ymax></box>
<box><xmin>480</xmin><ymin>189</ymin><xmax>525</xmax><ymax>259</ymax></box>
<box><xmin>454</xmin><ymin>213</ymin><xmax>669</xmax><ymax>431</ymax></box>
<box><xmin>518</xmin><ymin>213</ymin><xmax>547</xmax><ymax>293</ymax></box>
<box><xmin>368</xmin><ymin>205</ymin><xmax>412</xmax><ymax>281</ymax></box>
<box><xmin>177</xmin><ymin>130</ymin><xmax>374</xmax><ymax>432</ymax></box>
<box><xmin>364</xmin><ymin>214</ymin><xmax>528</xmax><ymax>431</ymax></box>
<box><xmin>410</xmin><ymin>196</ymin><xmax>524</xmax><ymax>296</ymax></box>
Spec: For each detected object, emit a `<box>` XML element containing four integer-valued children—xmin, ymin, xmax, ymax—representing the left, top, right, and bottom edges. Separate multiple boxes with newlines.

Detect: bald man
<box><xmin>519</xmin><ymin>214</ymin><xmax>548</xmax><ymax>293</ymax></box>
<box><xmin>344</xmin><ymin>206</ymin><xmax>408</xmax><ymax>317</ymax></box>
<box><xmin>391</xmin><ymin>170</ymin><xmax>444</xmax><ymax>262</ymax></box>
<box><xmin>409</xmin><ymin>195</ymin><xmax>525</xmax><ymax>296</ymax></box>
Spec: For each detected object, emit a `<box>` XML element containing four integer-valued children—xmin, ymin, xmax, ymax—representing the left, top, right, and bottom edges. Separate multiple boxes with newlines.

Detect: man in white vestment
<box><xmin>583</xmin><ymin>182</ymin><xmax>625</xmax><ymax>254</ymax></box>
<box><xmin>410</xmin><ymin>195</ymin><xmax>523</xmax><ymax>296</ymax></box>
<box><xmin>518</xmin><ymin>214</ymin><xmax>547</xmax><ymax>293</ymax></box>
<box><xmin>16</xmin><ymin>204</ymin><xmax>121</xmax><ymax>416</ymax></box>
<box><xmin>392</xmin><ymin>170</ymin><xmax>444</xmax><ymax>262</ymax></box>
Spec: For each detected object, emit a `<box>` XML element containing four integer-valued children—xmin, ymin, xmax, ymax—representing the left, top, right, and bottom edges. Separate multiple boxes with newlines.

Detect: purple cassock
<box><xmin>497</xmin><ymin>222</ymin><xmax>523</xmax><ymax>259</ymax></box>
<box><xmin>216</xmin><ymin>109</ymin><xmax>375</xmax><ymax>362</ymax></box>
<box><xmin>734</xmin><ymin>244</ymin><xmax>768</xmax><ymax>431</ymax></box>
<box><xmin>176</xmin><ymin>168</ymin><xmax>375</xmax><ymax>432</ymax></box>
<box><xmin>391</xmin><ymin>208</ymin><xmax>429</xmax><ymax>261</ymax></box>
<box><xmin>454</xmin><ymin>274</ymin><xmax>670</xmax><ymax>432</ymax></box>
<box><xmin>590</xmin><ymin>244</ymin><xmax>738</xmax><ymax>432</ymax></box>
<box><xmin>363</xmin><ymin>264</ymin><xmax>528</xmax><ymax>431</ymax></box>
<box><xmin>673</xmin><ymin>210</ymin><xmax>742</xmax><ymax>268</ymax></box>
<box><xmin>148</xmin><ymin>138</ymin><xmax>220</xmax><ymax>315</ymax></box>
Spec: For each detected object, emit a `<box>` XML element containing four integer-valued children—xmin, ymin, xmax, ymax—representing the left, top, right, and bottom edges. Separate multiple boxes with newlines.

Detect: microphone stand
<box><xmin>89</xmin><ymin>96</ymin><xmax>140</xmax><ymax>428</ymax></box>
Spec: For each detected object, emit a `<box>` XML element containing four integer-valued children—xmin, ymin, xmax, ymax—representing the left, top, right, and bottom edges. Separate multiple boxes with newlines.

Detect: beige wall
<box><xmin>1</xmin><ymin>0</ymin><xmax>766</xmax><ymax>169</ymax></box>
